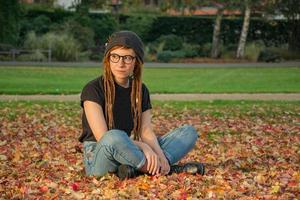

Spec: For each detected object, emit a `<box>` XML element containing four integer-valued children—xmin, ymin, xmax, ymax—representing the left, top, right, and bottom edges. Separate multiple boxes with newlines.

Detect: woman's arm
<box><xmin>140</xmin><ymin>110</ymin><xmax>164</xmax><ymax>156</ymax></box>
<box><xmin>84</xmin><ymin>101</ymin><xmax>108</xmax><ymax>142</ymax></box>
<box><xmin>140</xmin><ymin>109</ymin><xmax>170</xmax><ymax>175</ymax></box>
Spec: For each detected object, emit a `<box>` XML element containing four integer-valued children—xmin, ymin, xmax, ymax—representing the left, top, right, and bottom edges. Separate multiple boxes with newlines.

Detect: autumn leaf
<box><xmin>71</xmin><ymin>182</ymin><xmax>80</xmax><ymax>191</ymax></box>
<box><xmin>39</xmin><ymin>186</ymin><xmax>48</xmax><ymax>193</ymax></box>
<box><xmin>270</xmin><ymin>185</ymin><xmax>281</xmax><ymax>194</ymax></box>
<box><xmin>0</xmin><ymin>102</ymin><xmax>299</xmax><ymax>199</ymax></box>
<box><xmin>12</xmin><ymin>147</ymin><xmax>23</xmax><ymax>162</ymax></box>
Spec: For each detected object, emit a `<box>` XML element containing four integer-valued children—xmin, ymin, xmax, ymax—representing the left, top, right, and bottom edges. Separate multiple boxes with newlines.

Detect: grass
<box><xmin>0</xmin><ymin>66</ymin><xmax>299</xmax><ymax>94</ymax></box>
<box><xmin>152</xmin><ymin>99</ymin><xmax>300</xmax><ymax>109</ymax></box>
<box><xmin>1</xmin><ymin>100</ymin><xmax>299</xmax><ymax>118</ymax></box>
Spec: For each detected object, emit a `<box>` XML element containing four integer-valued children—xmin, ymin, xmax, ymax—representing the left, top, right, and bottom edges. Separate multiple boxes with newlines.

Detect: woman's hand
<box><xmin>158</xmin><ymin>154</ymin><xmax>170</xmax><ymax>175</ymax></box>
<box><xmin>140</xmin><ymin>143</ymin><xmax>161</xmax><ymax>175</ymax></box>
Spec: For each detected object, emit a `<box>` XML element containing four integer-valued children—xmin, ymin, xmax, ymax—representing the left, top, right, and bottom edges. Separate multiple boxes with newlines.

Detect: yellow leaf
<box><xmin>91</xmin><ymin>188</ymin><xmax>101</xmax><ymax>195</ymax></box>
<box><xmin>71</xmin><ymin>191</ymin><xmax>85</xmax><ymax>199</ymax></box>
<box><xmin>138</xmin><ymin>182</ymin><xmax>150</xmax><ymax>190</ymax></box>
<box><xmin>118</xmin><ymin>190</ymin><xmax>130</xmax><ymax>198</ymax></box>
<box><xmin>13</xmin><ymin>148</ymin><xmax>23</xmax><ymax>162</ymax></box>
<box><xmin>254</xmin><ymin>174</ymin><xmax>266</xmax><ymax>184</ymax></box>
<box><xmin>0</xmin><ymin>154</ymin><xmax>7</xmax><ymax>161</ymax></box>
<box><xmin>270</xmin><ymin>185</ymin><xmax>280</xmax><ymax>194</ymax></box>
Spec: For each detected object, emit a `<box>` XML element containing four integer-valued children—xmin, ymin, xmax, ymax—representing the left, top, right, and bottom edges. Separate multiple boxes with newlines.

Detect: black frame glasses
<box><xmin>109</xmin><ymin>53</ymin><xmax>136</xmax><ymax>64</ymax></box>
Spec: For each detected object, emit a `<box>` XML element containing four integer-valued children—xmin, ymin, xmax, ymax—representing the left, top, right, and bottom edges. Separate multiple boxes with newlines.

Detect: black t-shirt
<box><xmin>79</xmin><ymin>76</ymin><xmax>152</xmax><ymax>142</ymax></box>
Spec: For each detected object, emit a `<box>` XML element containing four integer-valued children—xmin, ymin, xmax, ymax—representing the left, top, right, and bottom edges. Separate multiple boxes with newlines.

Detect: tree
<box><xmin>210</xmin><ymin>1</ymin><xmax>237</xmax><ymax>59</ymax></box>
<box><xmin>211</xmin><ymin>3</ymin><xmax>225</xmax><ymax>58</ymax></box>
<box><xmin>236</xmin><ymin>0</ymin><xmax>251</xmax><ymax>59</ymax></box>
<box><xmin>236</xmin><ymin>0</ymin><xmax>261</xmax><ymax>59</ymax></box>
<box><xmin>269</xmin><ymin>0</ymin><xmax>300</xmax><ymax>51</ymax></box>
<box><xmin>0</xmin><ymin>0</ymin><xmax>20</xmax><ymax>45</ymax></box>
<box><xmin>157</xmin><ymin>0</ymin><xmax>225</xmax><ymax>58</ymax></box>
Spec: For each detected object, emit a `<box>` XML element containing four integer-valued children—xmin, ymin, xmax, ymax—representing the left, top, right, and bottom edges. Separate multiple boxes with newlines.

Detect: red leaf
<box><xmin>39</xmin><ymin>185</ymin><xmax>48</xmax><ymax>193</ymax></box>
<box><xmin>71</xmin><ymin>182</ymin><xmax>80</xmax><ymax>191</ymax></box>
<box><xmin>180</xmin><ymin>190</ymin><xmax>188</xmax><ymax>200</ymax></box>
<box><xmin>287</xmin><ymin>181</ymin><xmax>298</xmax><ymax>187</ymax></box>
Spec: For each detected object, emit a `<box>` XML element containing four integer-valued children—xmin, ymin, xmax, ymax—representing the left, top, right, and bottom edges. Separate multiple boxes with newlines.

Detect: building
<box><xmin>54</xmin><ymin>0</ymin><xmax>80</xmax><ymax>10</ymax></box>
<box><xmin>20</xmin><ymin>0</ymin><xmax>80</xmax><ymax>10</ymax></box>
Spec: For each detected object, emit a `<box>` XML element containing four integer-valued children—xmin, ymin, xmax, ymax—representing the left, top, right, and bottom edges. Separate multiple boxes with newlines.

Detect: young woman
<box><xmin>79</xmin><ymin>31</ymin><xmax>204</xmax><ymax>180</ymax></box>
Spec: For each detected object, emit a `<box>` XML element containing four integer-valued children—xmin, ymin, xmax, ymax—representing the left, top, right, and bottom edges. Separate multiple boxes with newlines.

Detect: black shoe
<box><xmin>117</xmin><ymin>164</ymin><xmax>140</xmax><ymax>180</ymax></box>
<box><xmin>170</xmin><ymin>162</ymin><xmax>205</xmax><ymax>175</ymax></box>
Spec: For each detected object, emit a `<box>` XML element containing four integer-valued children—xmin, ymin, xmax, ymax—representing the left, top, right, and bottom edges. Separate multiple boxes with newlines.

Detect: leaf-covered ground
<box><xmin>0</xmin><ymin>101</ymin><xmax>299</xmax><ymax>199</ymax></box>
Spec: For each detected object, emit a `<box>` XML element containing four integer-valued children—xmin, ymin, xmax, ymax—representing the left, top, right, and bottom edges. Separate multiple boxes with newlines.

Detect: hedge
<box><xmin>146</xmin><ymin>16</ymin><xmax>290</xmax><ymax>46</ymax></box>
<box><xmin>15</xmin><ymin>9</ymin><xmax>292</xmax><ymax>48</ymax></box>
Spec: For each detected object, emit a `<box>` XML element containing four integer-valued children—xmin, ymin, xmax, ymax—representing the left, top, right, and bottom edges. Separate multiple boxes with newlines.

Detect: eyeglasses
<box><xmin>109</xmin><ymin>53</ymin><xmax>136</xmax><ymax>64</ymax></box>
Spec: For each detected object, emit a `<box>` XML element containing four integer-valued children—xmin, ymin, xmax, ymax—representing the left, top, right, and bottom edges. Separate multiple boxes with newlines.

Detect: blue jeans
<box><xmin>83</xmin><ymin>125</ymin><xmax>198</xmax><ymax>176</ymax></box>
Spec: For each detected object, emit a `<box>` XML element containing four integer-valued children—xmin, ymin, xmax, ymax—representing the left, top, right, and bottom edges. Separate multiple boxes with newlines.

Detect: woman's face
<box><xmin>109</xmin><ymin>47</ymin><xmax>136</xmax><ymax>85</ymax></box>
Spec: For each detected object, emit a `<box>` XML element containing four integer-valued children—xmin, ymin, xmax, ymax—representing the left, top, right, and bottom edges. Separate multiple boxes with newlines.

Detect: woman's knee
<box><xmin>100</xmin><ymin>129</ymin><xmax>129</xmax><ymax>146</ymax></box>
<box><xmin>180</xmin><ymin>125</ymin><xmax>199</xmax><ymax>141</ymax></box>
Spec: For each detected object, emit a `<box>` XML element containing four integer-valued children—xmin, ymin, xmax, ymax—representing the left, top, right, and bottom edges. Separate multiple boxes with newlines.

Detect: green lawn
<box><xmin>0</xmin><ymin>66</ymin><xmax>299</xmax><ymax>94</ymax></box>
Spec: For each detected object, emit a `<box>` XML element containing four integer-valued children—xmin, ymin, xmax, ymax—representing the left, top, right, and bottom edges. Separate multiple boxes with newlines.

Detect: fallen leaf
<box><xmin>71</xmin><ymin>182</ymin><xmax>80</xmax><ymax>191</ymax></box>
<box><xmin>270</xmin><ymin>185</ymin><xmax>280</xmax><ymax>194</ymax></box>
<box><xmin>39</xmin><ymin>186</ymin><xmax>48</xmax><ymax>193</ymax></box>
<box><xmin>0</xmin><ymin>154</ymin><xmax>7</xmax><ymax>161</ymax></box>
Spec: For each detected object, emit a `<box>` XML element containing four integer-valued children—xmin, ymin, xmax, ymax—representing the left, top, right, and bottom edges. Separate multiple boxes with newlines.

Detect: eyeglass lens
<box><xmin>110</xmin><ymin>54</ymin><xmax>135</xmax><ymax>64</ymax></box>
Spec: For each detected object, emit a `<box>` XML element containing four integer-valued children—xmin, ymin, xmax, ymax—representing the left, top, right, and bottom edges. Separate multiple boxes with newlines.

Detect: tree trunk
<box><xmin>288</xmin><ymin>20</ymin><xmax>300</xmax><ymax>51</ymax></box>
<box><xmin>211</xmin><ymin>8</ymin><xmax>223</xmax><ymax>58</ymax></box>
<box><xmin>236</xmin><ymin>4</ymin><xmax>251</xmax><ymax>59</ymax></box>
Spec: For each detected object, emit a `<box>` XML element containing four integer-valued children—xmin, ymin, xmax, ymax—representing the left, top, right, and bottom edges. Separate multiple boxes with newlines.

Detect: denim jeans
<box><xmin>83</xmin><ymin>125</ymin><xmax>198</xmax><ymax>176</ymax></box>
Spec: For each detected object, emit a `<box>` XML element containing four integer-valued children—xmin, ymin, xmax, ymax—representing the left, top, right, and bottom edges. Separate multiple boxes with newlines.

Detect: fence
<box><xmin>0</xmin><ymin>49</ymin><xmax>52</xmax><ymax>62</ymax></box>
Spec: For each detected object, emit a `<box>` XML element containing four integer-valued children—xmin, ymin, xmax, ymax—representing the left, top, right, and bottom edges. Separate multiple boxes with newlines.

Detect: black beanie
<box><xmin>104</xmin><ymin>31</ymin><xmax>144</xmax><ymax>63</ymax></box>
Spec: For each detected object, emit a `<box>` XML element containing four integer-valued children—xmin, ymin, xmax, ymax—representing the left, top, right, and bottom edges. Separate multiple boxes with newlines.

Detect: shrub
<box><xmin>52</xmin><ymin>18</ymin><xmax>95</xmax><ymax>50</ymax></box>
<box><xmin>182</xmin><ymin>43</ymin><xmax>200</xmax><ymax>58</ymax></box>
<box><xmin>89</xmin><ymin>52</ymin><xmax>103</xmax><ymax>61</ymax></box>
<box><xmin>257</xmin><ymin>49</ymin><xmax>281</xmax><ymax>62</ymax></box>
<box><xmin>31</xmin><ymin>15</ymin><xmax>52</xmax><ymax>34</ymax></box>
<box><xmin>0</xmin><ymin>43</ymin><xmax>14</xmax><ymax>51</ymax></box>
<box><xmin>23</xmin><ymin>31</ymin><xmax>39</xmax><ymax>49</ymax></box>
<box><xmin>244</xmin><ymin>41</ymin><xmax>265</xmax><ymax>61</ymax></box>
<box><xmin>0</xmin><ymin>0</ymin><xmax>20</xmax><ymax>45</ymax></box>
<box><xmin>146</xmin><ymin>41</ymin><xmax>165</xmax><ymax>55</ymax></box>
<box><xmin>19</xmin><ymin>15</ymin><xmax>51</xmax><ymax>43</ymax></box>
<box><xmin>266</xmin><ymin>47</ymin><xmax>300</xmax><ymax>60</ymax></box>
<box><xmin>121</xmin><ymin>15</ymin><xmax>155</xmax><ymax>41</ymax></box>
<box><xmin>17</xmin><ymin>49</ymin><xmax>47</xmax><ymax>62</ymax></box>
<box><xmin>78</xmin><ymin>51</ymin><xmax>92</xmax><ymax>62</ymax></box>
<box><xmin>89</xmin><ymin>45</ymin><xmax>104</xmax><ymax>61</ymax></box>
<box><xmin>222</xmin><ymin>50</ymin><xmax>236</xmax><ymax>60</ymax></box>
<box><xmin>221</xmin><ymin>43</ymin><xmax>236</xmax><ymax>59</ymax></box>
<box><xmin>198</xmin><ymin>43</ymin><xmax>212</xmax><ymax>57</ymax></box>
<box><xmin>156</xmin><ymin>34</ymin><xmax>183</xmax><ymax>51</ymax></box>
<box><xmin>49</xmin><ymin>33</ymin><xmax>80</xmax><ymax>61</ymax></box>
<box><xmin>144</xmin><ymin>45</ymin><xmax>156</xmax><ymax>62</ymax></box>
<box><xmin>172</xmin><ymin>50</ymin><xmax>186</xmax><ymax>58</ymax></box>
<box><xmin>19</xmin><ymin>9</ymin><xmax>292</xmax><ymax>48</ymax></box>
<box><xmin>224</xmin><ymin>43</ymin><xmax>238</xmax><ymax>51</ymax></box>
<box><xmin>157</xmin><ymin>51</ymin><xmax>173</xmax><ymax>62</ymax></box>
<box><xmin>23</xmin><ymin>31</ymin><xmax>81</xmax><ymax>61</ymax></box>
<box><xmin>91</xmin><ymin>16</ymin><xmax>118</xmax><ymax>44</ymax></box>
<box><xmin>0</xmin><ymin>55</ymin><xmax>11</xmax><ymax>61</ymax></box>
<box><xmin>156</xmin><ymin>50</ymin><xmax>185</xmax><ymax>62</ymax></box>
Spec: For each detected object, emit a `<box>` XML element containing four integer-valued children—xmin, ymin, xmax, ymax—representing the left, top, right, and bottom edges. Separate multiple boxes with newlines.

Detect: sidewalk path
<box><xmin>1</xmin><ymin>93</ymin><xmax>300</xmax><ymax>101</ymax></box>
